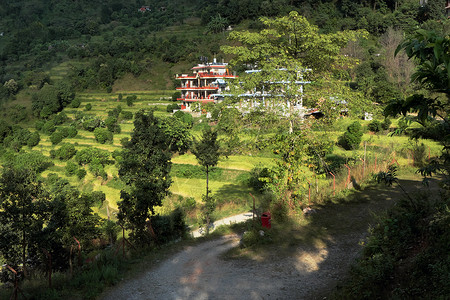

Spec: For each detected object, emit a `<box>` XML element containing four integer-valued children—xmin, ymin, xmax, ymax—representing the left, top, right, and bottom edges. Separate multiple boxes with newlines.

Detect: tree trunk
<box><xmin>206</xmin><ymin>165</ymin><xmax>210</xmax><ymax>234</ymax></box>
<box><xmin>206</xmin><ymin>166</ymin><xmax>209</xmax><ymax>198</ymax></box>
<box><xmin>22</xmin><ymin>230</ymin><xmax>27</xmax><ymax>277</ymax></box>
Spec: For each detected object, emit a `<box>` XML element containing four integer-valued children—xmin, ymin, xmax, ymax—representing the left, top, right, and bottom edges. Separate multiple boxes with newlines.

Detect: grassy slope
<box><xmin>17</xmin><ymin>88</ymin><xmax>442</xmax><ymax>224</ymax></box>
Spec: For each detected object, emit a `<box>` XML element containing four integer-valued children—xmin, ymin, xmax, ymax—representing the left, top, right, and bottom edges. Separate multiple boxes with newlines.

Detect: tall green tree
<box><xmin>118</xmin><ymin>110</ymin><xmax>189</xmax><ymax>243</ymax></box>
<box><xmin>191</xmin><ymin>127</ymin><xmax>221</xmax><ymax>233</ymax></box>
<box><xmin>0</xmin><ymin>167</ymin><xmax>48</xmax><ymax>276</ymax></box>
<box><xmin>222</xmin><ymin>11</ymin><xmax>368</xmax><ymax>132</ymax></box>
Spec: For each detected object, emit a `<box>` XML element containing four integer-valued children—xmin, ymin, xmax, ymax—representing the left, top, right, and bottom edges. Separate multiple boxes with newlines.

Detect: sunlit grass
<box><xmin>172</xmin><ymin>154</ymin><xmax>276</xmax><ymax>171</ymax></box>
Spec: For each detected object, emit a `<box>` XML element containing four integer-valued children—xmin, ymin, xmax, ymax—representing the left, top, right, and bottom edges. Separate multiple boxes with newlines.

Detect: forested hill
<box><xmin>0</xmin><ymin>0</ymin><xmax>446</xmax><ymax>104</ymax></box>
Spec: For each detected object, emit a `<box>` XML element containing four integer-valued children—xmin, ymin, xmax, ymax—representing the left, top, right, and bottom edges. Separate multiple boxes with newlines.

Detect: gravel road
<box><xmin>101</xmin><ymin>180</ymin><xmax>426</xmax><ymax>300</ymax></box>
<box><xmin>191</xmin><ymin>212</ymin><xmax>254</xmax><ymax>238</ymax></box>
<box><xmin>101</xmin><ymin>228</ymin><xmax>364</xmax><ymax>300</ymax></box>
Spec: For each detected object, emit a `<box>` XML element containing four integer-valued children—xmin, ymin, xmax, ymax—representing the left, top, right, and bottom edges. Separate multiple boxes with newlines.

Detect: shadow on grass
<box><xmin>213</xmin><ymin>183</ymin><xmax>253</xmax><ymax>206</ymax></box>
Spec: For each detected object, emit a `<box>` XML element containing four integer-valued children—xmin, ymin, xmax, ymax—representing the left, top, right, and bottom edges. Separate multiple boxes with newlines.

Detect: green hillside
<box><xmin>0</xmin><ymin>1</ymin><xmax>449</xmax><ymax>299</ymax></box>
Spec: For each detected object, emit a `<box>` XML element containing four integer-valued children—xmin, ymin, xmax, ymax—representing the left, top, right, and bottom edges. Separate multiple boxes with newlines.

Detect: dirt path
<box><xmin>191</xmin><ymin>212</ymin><xmax>254</xmax><ymax>237</ymax></box>
<box><xmin>100</xmin><ymin>178</ymin><xmax>432</xmax><ymax>300</ymax></box>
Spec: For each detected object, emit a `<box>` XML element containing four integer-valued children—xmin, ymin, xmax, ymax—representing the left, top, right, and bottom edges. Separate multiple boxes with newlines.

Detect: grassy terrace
<box><xmin>11</xmin><ymin>90</ymin><xmax>443</xmax><ymax>225</ymax></box>
<box><xmin>26</xmin><ymin>91</ymin><xmax>277</xmax><ymax>222</ymax></box>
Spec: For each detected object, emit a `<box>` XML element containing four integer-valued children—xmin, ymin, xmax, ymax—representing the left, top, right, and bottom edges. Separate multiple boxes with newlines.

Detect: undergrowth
<box><xmin>333</xmin><ymin>189</ymin><xmax>450</xmax><ymax>299</ymax></box>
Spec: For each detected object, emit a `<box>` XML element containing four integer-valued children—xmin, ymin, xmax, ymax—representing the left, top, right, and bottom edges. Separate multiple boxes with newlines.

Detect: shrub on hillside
<box><xmin>77</xmin><ymin>168</ymin><xmax>87</xmax><ymax>179</ymax></box>
<box><xmin>89</xmin><ymin>191</ymin><xmax>106</xmax><ymax>207</ymax></box>
<box><xmin>55</xmin><ymin>143</ymin><xmax>77</xmax><ymax>160</ymax></box>
<box><xmin>42</xmin><ymin>120</ymin><xmax>56</xmax><ymax>134</ymax></box>
<box><xmin>94</xmin><ymin>127</ymin><xmax>113</xmax><ymax>144</ymax></box>
<box><xmin>67</xmin><ymin>126</ymin><xmax>78</xmax><ymax>138</ymax></box>
<box><xmin>59</xmin><ymin>127</ymin><xmax>70</xmax><ymax>138</ymax></box>
<box><xmin>85</xmin><ymin>103</ymin><xmax>92</xmax><ymax>111</ymax></box>
<box><xmin>121</xmin><ymin>111</ymin><xmax>133</xmax><ymax>120</ymax></box>
<box><xmin>65</xmin><ymin>161</ymin><xmax>78</xmax><ymax>176</ymax></box>
<box><xmin>368</xmin><ymin>120</ymin><xmax>382</xmax><ymax>133</ymax></box>
<box><xmin>108</xmin><ymin>106</ymin><xmax>122</xmax><ymax>118</ymax></box>
<box><xmin>82</xmin><ymin>117</ymin><xmax>103</xmax><ymax>132</ymax></box>
<box><xmin>4</xmin><ymin>151</ymin><xmax>53</xmax><ymax>173</ymax></box>
<box><xmin>89</xmin><ymin>162</ymin><xmax>108</xmax><ymax>180</ymax></box>
<box><xmin>35</xmin><ymin>120</ymin><xmax>45</xmax><ymax>131</ymax></box>
<box><xmin>151</xmin><ymin>208</ymin><xmax>187</xmax><ymax>244</ymax></box>
<box><xmin>71</xmin><ymin>98</ymin><xmax>81</xmax><ymax>108</ymax></box>
<box><xmin>174</xmin><ymin>111</ymin><xmax>194</xmax><ymax>128</ymax></box>
<box><xmin>75</xmin><ymin>147</ymin><xmax>111</xmax><ymax>166</ymax></box>
<box><xmin>50</xmin><ymin>131</ymin><xmax>64</xmax><ymax>145</ymax></box>
<box><xmin>381</xmin><ymin>118</ymin><xmax>391</xmax><ymax>130</ymax></box>
<box><xmin>105</xmin><ymin>116</ymin><xmax>121</xmax><ymax>133</ymax></box>
<box><xmin>126</xmin><ymin>95</ymin><xmax>136</xmax><ymax>107</ymax></box>
<box><xmin>27</xmin><ymin>132</ymin><xmax>40</xmax><ymax>148</ymax></box>
<box><xmin>338</xmin><ymin>121</ymin><xmax>363</xmax><ymax>150</ymax></box>
<box><xmin>248</xmin><ymin>167</ymin><xmax>271</xmax><ymax>193</ymax></box>
<box><xmin>53</xmin><ymin>112</ymin><xmax>68</xmax><ymax>125</ymax></box>
<box><xmin>167</xmin><ymin>103</ymin><xmax>180</xmax><ymax>113</ymax></box>
<box><xmin>172</xmin><ymin>91</ymin><xmax>181</xmax><ymax>101</ymax></box>
<box><xmin>120</xmin><ymin>137</ymin><xmax>129</xmax><ymax>147</ymax></box>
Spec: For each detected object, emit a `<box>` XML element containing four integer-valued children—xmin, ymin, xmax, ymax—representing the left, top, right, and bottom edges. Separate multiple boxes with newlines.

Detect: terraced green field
<box><xmin>8</xmin><ymin>88</ymin><xmax>443</xmax><ymax>224</ymax></box>
<box><xmin>26</xmin><ymin>91</ymin><xmax>268</xmax><ymax>221</ymax></box>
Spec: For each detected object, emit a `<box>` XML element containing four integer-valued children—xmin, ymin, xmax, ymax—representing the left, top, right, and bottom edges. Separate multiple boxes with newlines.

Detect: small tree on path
<box><xmin>192</xmin><ymin>127</ymin><xmax>220</xmax><ymax>233</ymax></box>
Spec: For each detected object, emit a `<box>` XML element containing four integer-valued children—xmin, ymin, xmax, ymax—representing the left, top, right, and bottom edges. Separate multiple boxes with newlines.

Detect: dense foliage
<box><xmin>118</xmin><ymin>110</ymin><xmax>190</xmax><ymax>244</ymax></box>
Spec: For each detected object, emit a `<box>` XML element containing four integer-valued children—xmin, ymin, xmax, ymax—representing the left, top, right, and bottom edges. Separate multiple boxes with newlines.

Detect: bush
<box><xmin>126</xmin><ymin>95</ymin><xmax>136</xmax><ymax>107</ymax></box>
<box><xmin>120</xmin><ymin>137</ymin><xmax>129</xmax><ymax>147</ymax></box>
<box><xmin>89</xmin><ymin>162</ymin><xmax>108</xmax><ymax>180</ymax></box>
<box><xmin>35</xmin><ymin>120</ymin><xmax>45</xmax><ymax>131</ymax></box>
<box><xmin>94</xmin><ymin>127</ymin><xmax>113</xmax><ymax>144</ymax></box>
<box><xmin>77</xmin><ymin>168</ymin><xmax>87</xmax><ymax>179</ymax></box>
<box><xmin>59</xmin><ymin>127</ymin><xmax>70</xmax><ymax>138</ymax></box>
<box><xmin>112</xmin><ymin>149</ymin><xmax>122</xmax><ymax>163</ymax></box>
<box><xmin>90</xmin><ymin>191</ymin><xmax>106</xmax><ymax>207</ymax></box>
<box><xmin>105</xmin><ymin>117</ymin><xmax>120</xmax><ymax>133</ymax></box>
<box><xmin>121</xmin><ymin>111</ymin><xmax>133</xmax><ymax>120</ymax></box>
<box><xmin>247</xmin><ymin>167</ymin><xmax>271</xmax><ymax>193</ymax></box>
<box><xmin>167</xmin><ymin>103</ymin><xmax>180</xmax><ymax>113</ymax></box>
<box><xmin>65</xmin><ymin>161</ymin><xmax>78</xmax><ymax>176</ymax></box>
<box><xmin>85</xmin><ymin>103</ymin><xmax>92</xmax><ymax>111</ymax></box>
<box><xmin>172</xmin><ymin>91</ymin><xmax>181</xmax><ymax>101</ymax></box>
<box><xmin>411</xmin><ymin>142</ymin><xmax>427</xmax><ymax>167</ymax></box>
<box><xmin>108</xmin><ymin>106</ymin><xmax>121</xmax><ymax>118</ymax></box>
<box><xmin>53</xmin><ymin>112</ymin><xmax>68</xmax><ymax>125</ymax></box>
<box><xmin>174</xmin><ymin>111</ymin><xmax>194</xmax><ymax>128</ymax></box>
<box><xmin>338</xmin><ymin>121</ymin><xmax>363</xmax><ymax>150</ymax></box>
<box><xmin>368</xmin><ymin>120</ymin><xmax>382</xmax><ymax>133</ymax></box>
<box><xmin>50</xmin><ymin>131</ymin><xmax>64</xmax><ymax>145</ymax></box>
<box><xmin>71</xmin><ymin>98</ymin><xmax>81</xmax><ymax>108</ymax></box>
<box><xmin>82</xmin><ymin>117</ymin><xmax>103</xmax><ymax>132</ymax></box>
<box><xmin>151</xmin><ymin>208</ymin><xmax>187</xmax><ymax>244</ymax></box>
<box><xmin>67</xmin><ymin>126</ymin><xmax>78</xmax><ymax>138</ymax></box>
<box><xmin>381</xmin><ymin>118</ymin><xmax>391</xmax><ymax>130</ymax></box>
<box><xmin>336</xmin><ymin>192</ymin><xmax>450</xmax><ymax>299</ymax></box>
<box><xmin>27</xmin><ymin>132</ymin><xmax>40</xmax><ymax>148</ymax></box>
<box><xmin>42</xmin><ymin>120</ymin><xmax>56</xmax><ymax>134</ymax></box>
<box><xmin>175</xmin><ymin>196</ymin><xmax>196</xmax><ymax>211</ymax></box>
<box><xmin>102</xmin><ymin>220</ymin><xmax>120</xmax><ymax>245</ymax></box>
<box><xmin>55</xmin><ymin>143</ymin><xmax>77</xmax><ymax>160</ymax></box>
